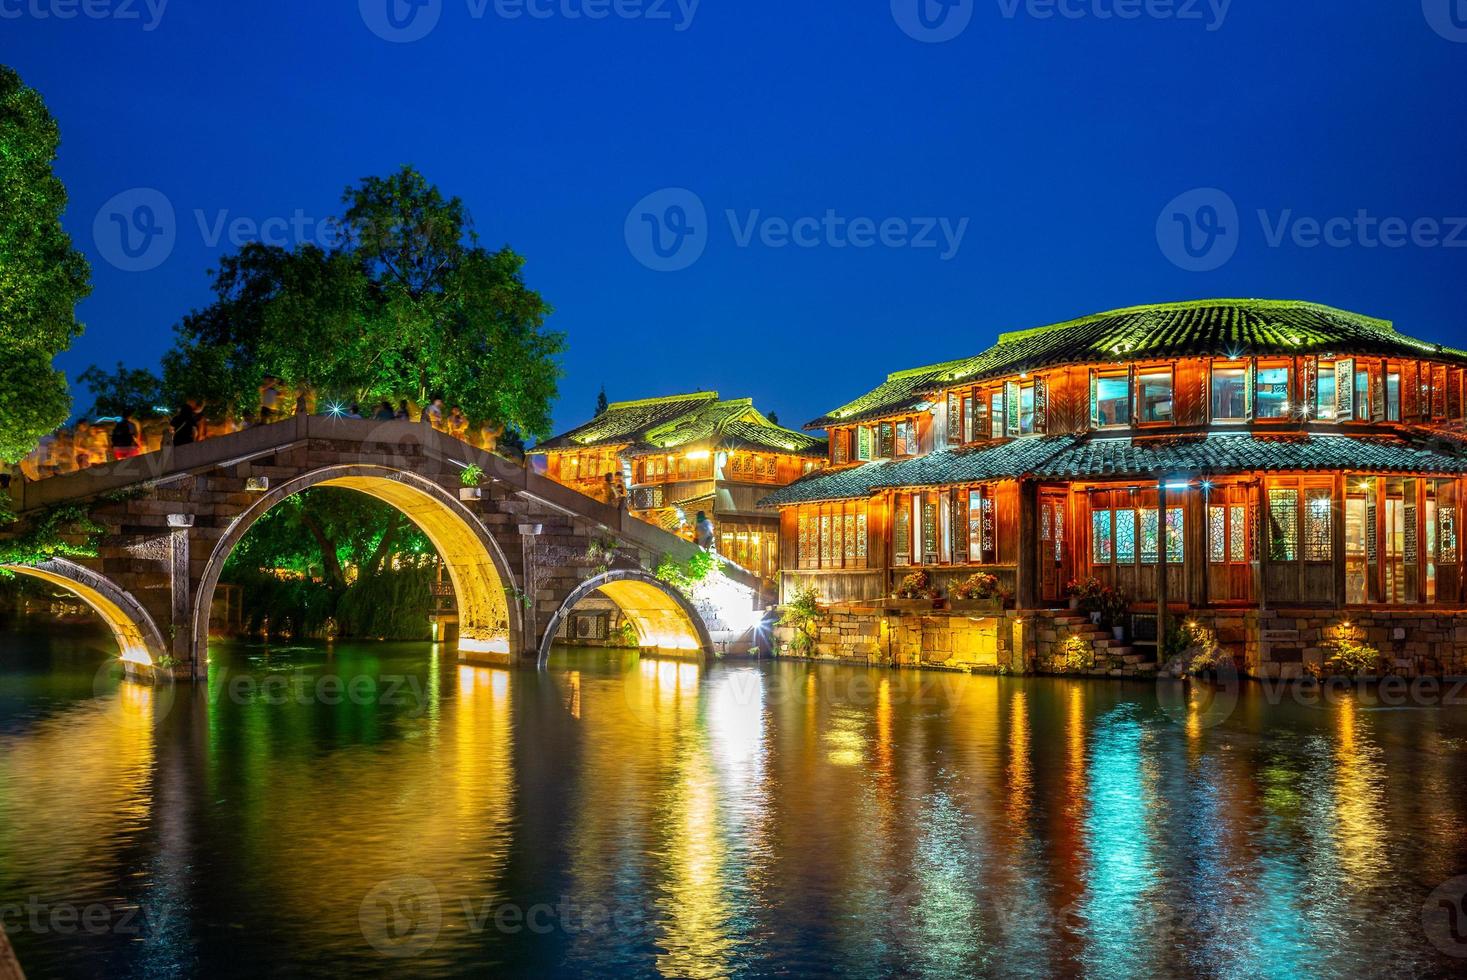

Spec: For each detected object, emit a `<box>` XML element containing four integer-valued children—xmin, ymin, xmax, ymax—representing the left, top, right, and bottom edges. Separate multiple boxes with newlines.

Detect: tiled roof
<box><xmin>807</xmin><ymin>299</ymin><xmax>1467</xmax><ymax>430</ymax></box>
<box><xmin>535</xmin><ymin>392</ymin><xmax>824</xmax><ymax>458</ymax></box>
<box><xmin>1032</xmin><ymin>433</ymin><xmax>1467</xmax><ymax>479</ymax></box>
<box><xmin>536</xmin><ymin>392</ymin><xmax>718</xmax><ymax>451</ymax></box>
<box><xmin>758</xmin><ymin>436</ymin><xmax>1079</xmax><ymax>506</ymax></box>
<box><xmin>760</xmin><ymin>431</ymin><xmax>1467</xmax><ymax>506</ymax></box>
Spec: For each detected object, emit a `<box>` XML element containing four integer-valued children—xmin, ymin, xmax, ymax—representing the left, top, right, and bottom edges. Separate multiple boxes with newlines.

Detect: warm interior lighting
<box><xmin>685</xmin><ymin>450</ymin><xmax>711</xmax><ymax>461</ymax></box>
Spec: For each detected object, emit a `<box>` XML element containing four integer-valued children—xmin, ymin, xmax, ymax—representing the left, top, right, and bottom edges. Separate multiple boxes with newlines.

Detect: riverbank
<box><xmin>772</xmin><ymin>603</ymin><xmax>1467</xmax><ymax>679</ymax></box>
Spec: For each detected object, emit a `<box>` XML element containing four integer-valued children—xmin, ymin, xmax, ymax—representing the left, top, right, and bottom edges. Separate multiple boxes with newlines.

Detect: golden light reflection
<box><xmin>0</xmin><ymin>674</ymin><xmax>156</xmax><ymax>889</ymax></box>
<box><xmin>1331</xmin><ymin>698</ymin><xmax>1387</xmax><ymax>881</ymax></box>
<box><xmin>1007</xmin><ymin>690</ymin><xmax>1032</xmax><ymax>827</ymax></box>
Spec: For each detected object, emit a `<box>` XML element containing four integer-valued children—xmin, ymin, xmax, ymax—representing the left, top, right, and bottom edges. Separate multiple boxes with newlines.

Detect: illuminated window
<box><xmin>1209</xmin><ymin>506</ymin><xmax>1226</xmax><ymax>563</ymax></box>
<box><xmin>1316</xmin><ymin>362</ymin><xmax>1337</xmax><ymax>420</ymax></box>
<box><xmin>1386</xmin><ymin>372</ymin><xmax>1401</xmax><ymax>422</ymax></box>
<box><xmin>1212</xmin><ymin>365</ymin><xmax>1247</xmax><ymax>421</ymax></box>
<box><xmin>1166</xmin><ymin>507</ymin><xmax>1184</xmax><ymax>563</ymax></box>
<box><xmin>1269</xmin><ymin>488</ymin><xmax>1299</xmax><ymax>561</ymax></box>
<box><xmin>1305</xmin><ymin>488</ymin><xmax>1333</xmax><ymax>561</ymax></box>
<box><xmin>1140</xmin><ymin>508</ymin><xmax>1160</xmax><ymax>564</ymax></box>
<box><xmin>1256</xmin><ymin>365</ymin><xmax>1291</xmax><ymax>419</ymax></box>
<box><xmin>1018</xmin><ymin>383</ymin><xmax>1037</xmax><ymax>435</ymax></box>
<box><xmin>1138</xmin><ymin>370</ymin><xmax>1174</xmax><ymax>423</ymax></box>
<box><xmin>989</xmin><ymin>392</ymin><xmax>1004</xmax><ymax>439</ymax></box>
<box><xmin>1093</xmin><ymin>373</ymin><xmax>1130</xmax><ymax>428</ymax></box>
<box><xmin>1092</xmin><ymin>509</ymin><xmax>1113</xmax><ymax>563</ymax></box>
<box><xmin>857</xmin><ymin>426</ymin><xmax>872</xmax><ymax>461</ymax></box>
<box><xmin>1230</xmin><ymin>504</ymin><xmax>1247</xmax><ymax>561</ymax></box>
<box><xmin>1115</xmin><ymin>508</ymin><xmax>1136</xmax><ymax>562</ymax></box>
<box><xmin>894</xmin><ymin>495</ymin><xmax>912</xmax><ymax>565</ymax></box>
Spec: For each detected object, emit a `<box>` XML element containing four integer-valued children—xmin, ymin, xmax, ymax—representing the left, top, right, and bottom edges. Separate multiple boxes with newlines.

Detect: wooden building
<box><xmin>531</xmin><ymin>392</ymin><xmax>826</xmax><ymax>584</ymax></box>
<box><xmin>762</xmin><ymin>300</ymin><xmax>1467</xmax><ymax>635</ymax></box>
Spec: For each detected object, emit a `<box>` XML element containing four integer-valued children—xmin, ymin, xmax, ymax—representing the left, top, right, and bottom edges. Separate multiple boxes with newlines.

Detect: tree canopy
<box><xmin>164</xmin><ymin>166</ymin><xmax>564</xmax><ymax>436</ymax></box>
<box><xmin>0</xmin><ymin>65</ymin><xmax>91</xmax><ymax>463</ymax></box>
<box><xmin>77</xmin><ymin>361</ymin><xmax>163</xmax><ymax>418</ymax></box>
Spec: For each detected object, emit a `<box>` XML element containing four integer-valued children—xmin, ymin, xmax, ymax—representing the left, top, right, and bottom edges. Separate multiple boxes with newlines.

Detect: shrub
<box><xmin>893</xmin><ymin>570</ymin><xmax>937</xmax><ymax>600</ymax></box>
<box><xmin>1328</xmin><ymin>622</ymin><xmax>1382</xmax><ymax>677</ymax></box>
<box><xmin>779</xmin><ymin>586</ymin><xmax>823</xmax><ymax>656</ymax></box>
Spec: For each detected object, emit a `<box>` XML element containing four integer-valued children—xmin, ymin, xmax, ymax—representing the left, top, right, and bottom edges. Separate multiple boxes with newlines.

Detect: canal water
<box><xmin>2</xmin><ymin>630</ymin><xmax>1467</xmax><ymax>978</ymax></box>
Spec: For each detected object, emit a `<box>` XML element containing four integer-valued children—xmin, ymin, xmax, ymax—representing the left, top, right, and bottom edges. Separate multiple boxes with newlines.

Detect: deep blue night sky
<box><xmin>7</xmin><ymin>1</ymin><xmax>1467</xmax><ymax>435</ymax></box>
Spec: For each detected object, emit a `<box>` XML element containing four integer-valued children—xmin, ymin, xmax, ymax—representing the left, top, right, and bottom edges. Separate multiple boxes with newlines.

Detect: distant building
<box><xmin>531</xmin><ymin>392</ymin><xmax>826</xmax><ymax>583</ymax></box>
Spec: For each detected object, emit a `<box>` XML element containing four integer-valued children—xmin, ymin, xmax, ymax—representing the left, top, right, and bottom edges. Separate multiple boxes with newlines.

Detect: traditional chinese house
<box><xmin>762</xmin><ymin>300</ymin><xmax>1467</xmax><ymax>676</ymax></box>
<box><xmin>531</xmin><ymin>392</ymin><xmax>826</xmax><ymax>584</ymax></box>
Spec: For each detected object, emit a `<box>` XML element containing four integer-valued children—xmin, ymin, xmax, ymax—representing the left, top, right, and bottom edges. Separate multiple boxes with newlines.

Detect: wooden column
<box><xmin>1156</xmin><ymin>480</ymin><xmax>1169</xmax><ymax>660</ymax></box>
<box><xmin>1256</xmin><ymin>480</ymin><xmax>1271</xmax><ymax>611</ymax></box>
<box><xmin>1016</xmin><ymin>479</ymin><xmax>1039</xmax><ymax>610</ymax></box>
<box><xmin>1332</xmin><ymin>474</ymin><xmax>1348</xmax><ymax>608</ymax></box>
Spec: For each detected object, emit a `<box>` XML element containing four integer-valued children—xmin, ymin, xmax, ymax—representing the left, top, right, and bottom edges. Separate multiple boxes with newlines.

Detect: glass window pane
<box><xmin>1092</xmin><ymin>509</ymin><xmax>1113</xmax><ymax>563</ymax></box>
<box><xmin>1210</xmin><ymin>506</ymin><xmax>1226</xmax><ymax>563</ymax></box>
<box><xmin>1115</xmin><ymin>508</ymin><xmax>1136</xmax><ymax>562</ymax></box>
<box><xmin>1230</xmin><ymin>504</ymin><xmax>1247</xmax><ymax>561</ymax></box>
<box><xmin>1019</xmin><ymin>384</ymin><xmax>1036</xmax><ymax>435</ymax></box>
<box><xmin>1256</xmin><ymin>366</ymin><xmax>1291</xmax><ymax>419</ymax></box>
<box><xmin>1140</xmin><ymin>508</ymin><xmax>1159</xmax><ymax>564</ymax></box>
<box><xmin>1212</xmin><ymin>367</ymin><xmax>1247</xmax><ymax>420</ymax></box>
<box><xmin>1386</xmin><ymin>373</ymin><xmax>1401</xmax><ymax>421</ymax></box>
<box><xmin>989</xmin><ymin>393</ymin><xmax>1004</xmax><ymax>439</ymax></box>
<box><xmin>1317</xmin><ymin>364</ymin><xmax>1337</xmax><ymax>420</ymax></box>
<box><xmin>1268</xmin><ymin>488</ymin><xmax>1299</xmax><ymax>561</ymax></box>
<box><xmin>1305</xmin><ymin>488</ymin><xmax>1333</xmax><ymax>561</ymax></box>
<box><xmin>1166</xmin><ymin>507</ymin><xmax>1184</xmax><ymax>563</ymax></box>
<box><xmin>1139</xmin><ymin>371</ymin><xmax>1173</xmax><ymax>423</ymax></box>
<box><xmin>1094</xmin><ymin>375</ymin><xmax>1129</xmax><ymax>427</ymax></box>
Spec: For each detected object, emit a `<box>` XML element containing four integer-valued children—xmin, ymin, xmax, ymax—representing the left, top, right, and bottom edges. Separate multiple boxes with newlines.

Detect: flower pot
<box><xmin>1089</xmin><ymin>611</ymin><xmax>1102</xmax><ymax>625</ymax></box>
<box><xmin>1111</xmin><ymin>625</ymin><xmax>1125</xmax><ymax>642</ymax></box>
<box><xmin>459</xmin><ymin>487</ymin><xmax>483</xmax><ymax>501</ymax></box>
<box><xmin>883</xmin><ymin>598</ymin><xmax>938</xmax><ymax>612</ymax></box>
<box><xmin>1068</xmin><ymin>597</ymin><xmax>1080</xmax><ymax>611</ymax></box>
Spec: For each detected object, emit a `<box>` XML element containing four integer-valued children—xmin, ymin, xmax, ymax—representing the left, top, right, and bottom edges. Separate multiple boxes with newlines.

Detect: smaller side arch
<box><xmin>539</xmin><ymin>569</ymin><xmax>713</xmax><ymax>666</ymax></box>
<box><xmin>2</xmin><ymin>559</ymin><xmax>170</xmax><ymax>668</ymax></box>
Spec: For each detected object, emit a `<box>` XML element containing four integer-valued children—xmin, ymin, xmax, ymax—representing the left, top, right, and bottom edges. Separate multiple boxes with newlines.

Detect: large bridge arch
<box><xmin>1</xmin><ymin>559</ymin><xmax>170</xmax><ymax>669</ymax></box>
<box><xmin>191</xmin><ymin>464</ymin><xmax>522</xmax><ymax>670</ymax></box>
<box><xmin>539</xmin><ymin>569</ymin><xmax>712</xmax><ymax>666</ymax></box>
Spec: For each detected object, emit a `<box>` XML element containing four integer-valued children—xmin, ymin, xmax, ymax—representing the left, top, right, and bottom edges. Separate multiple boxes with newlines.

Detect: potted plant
<box><xmin>459</xmin><ymin>463</ymin><xmax>485</xmax><ymax>500</ymax></box>
<box><xmin>1099</xmin><ymin>586</ymin><xmax>1130</xmax><ymax>642</ymax></box>
<box><xmin>888</xmin><ymin>570</ymin><xmax>941</xmax><ymax>610</ymax></box>
<box><xmin>950</xmin><ymin>571</ymin><xmax>1008</xmax><ymax>612</ymax></box>
<box><xmin>1071</xmin><ymin>576</ymin><xmax>1105</xmax><ymax>622</ymax></box>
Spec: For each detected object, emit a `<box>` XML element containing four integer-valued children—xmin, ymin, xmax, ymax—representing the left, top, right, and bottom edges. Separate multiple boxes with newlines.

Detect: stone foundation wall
<box><xmin>773</xmin><ymin>603</ymin><xmax>1467</xmax><ymax>679</ymax></box>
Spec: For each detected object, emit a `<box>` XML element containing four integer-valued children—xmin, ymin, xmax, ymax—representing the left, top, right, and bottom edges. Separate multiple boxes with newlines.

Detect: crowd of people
<box><xmin>5</xmin><ymin>377</ymin><xmax>512</xmax><ymax>484</ymax></box>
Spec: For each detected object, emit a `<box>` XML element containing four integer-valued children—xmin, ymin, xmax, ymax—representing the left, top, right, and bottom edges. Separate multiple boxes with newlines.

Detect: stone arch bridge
<box><xmin>2</xmin><ymin>416</ymin><xmax>764</xmax><ymax>678</ymax></box>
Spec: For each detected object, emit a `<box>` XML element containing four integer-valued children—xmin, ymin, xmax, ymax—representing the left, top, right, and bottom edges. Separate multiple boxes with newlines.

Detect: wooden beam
<box><xmin>1157</xmin><ymin>480</ymin><xmax>1170</xmax><ymax>661</ymax></box>
<box><xmin>1017</xmin><ymin>480</ymin><xmax>1039</xmax><ymax>610</ymax></box>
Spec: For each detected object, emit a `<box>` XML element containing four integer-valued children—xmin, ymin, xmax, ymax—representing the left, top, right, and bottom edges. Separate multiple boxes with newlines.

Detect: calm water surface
<box><xmin>2</xmin><ymin>630</ymin><xmax>1467</xmax><ymax>978</ymax></box>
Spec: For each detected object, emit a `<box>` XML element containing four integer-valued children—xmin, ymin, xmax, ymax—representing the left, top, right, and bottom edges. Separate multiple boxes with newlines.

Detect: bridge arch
<box><xmin>192</xmin><ymin>464</ymin><xmax>521</xmax><ymax>670</ymax></box>
<box><xmin>539</xmin><ymin>569</ymin><xmax>712</xmax><ymax>666</ymax></box>
<box><xmin>1</xmin><ymin>559</ymin><xmax>170</xmax><ymax>669</ymax></box>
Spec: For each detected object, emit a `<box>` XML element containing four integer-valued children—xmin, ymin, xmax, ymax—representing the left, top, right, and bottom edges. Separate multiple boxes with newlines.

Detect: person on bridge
<box><xmin>447</xmin><ymin>405</ymin><xmax>469</xmax><ymax>441</ymax></box>
<box><xmin>171</xmin><ymin>400</ymin><xmax>202</xmax><ymax>446</ymax></box>
<box><xmin>259</xmin><ymin>376</ymin><xmax>282</xmax><ymax>422</ymax></box>
<box><xmin>694</xmin><ymin>510</ymin><xmax>716</xmax><ymax>551</ymax></box>
<box><xmin>423</xmin><ymin>398</ymin><xmax>446</xmax><ymax>431</ymax></box>
<box><xmin>373</xmin><ymin>401</ymin><xmax>395</xmax><ymax>421</ymax></box>
<box><xmin>110</xmin><ymin>409</ymin><xmax>143</xmax><ymax>461</ymax></box>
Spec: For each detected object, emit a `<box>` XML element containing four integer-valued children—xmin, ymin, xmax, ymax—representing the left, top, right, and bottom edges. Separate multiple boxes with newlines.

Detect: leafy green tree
<box><xmin>164</xmin><ymin>166</ymin><xmax>564</xmax><ymax>438</ymax></box>
<box><xmin>223</xmin><ymin>488</ymin><xmax>439</xmax><ymax>639</ymax></box>
<box><xmin>77</xmin><ymin>361</ymin><xmax>163</xmax><ymax>417</ymax></box>
<box><xmin>0</xmin><ymin>66</ymin><xmax>91</xmax><ymax>463</ymax></box>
